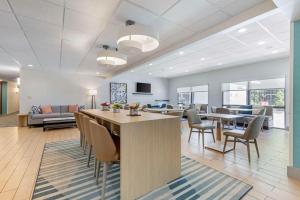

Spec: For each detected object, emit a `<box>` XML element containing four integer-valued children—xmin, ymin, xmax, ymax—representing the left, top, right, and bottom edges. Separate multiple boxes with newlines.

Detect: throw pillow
<box><xmin>68</xmin><ymin>104</ymin><xmax>79</xmax><ymax>113</ymax></box>
<box><xmin>41</xmin><ymin>105</ymin><xmax>52</xmax><ymax>114</ymax></box>
<box><xmin>31</xmin><ymin>106</ymin><xmax>40</xmax><ymax>114</ymax></box>
<box><xmin>79</xmin><ymin>105</ymin><xmax>85</xmax><ymax>111</ymax></box>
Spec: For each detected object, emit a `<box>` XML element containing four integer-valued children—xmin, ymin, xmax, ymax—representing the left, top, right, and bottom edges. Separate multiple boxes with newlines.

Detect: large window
<box><xmin>222</xmin><ymin>82</ymin><xmax>247</xmax><ymax>106</ymax></box>
<box><xmin>177</xmin><ymin>87</ymin><xmax>192</xmax><ymax>105</ymax></box>
<box><xmin>192</xmin><ymin>85</ymin><xmax>208</xmax><ymax>104</ymax></box>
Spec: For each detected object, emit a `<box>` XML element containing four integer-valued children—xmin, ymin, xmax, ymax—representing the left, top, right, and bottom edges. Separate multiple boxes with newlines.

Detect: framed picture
<box><xmin>110</xmin><ymin>82</ymin><xmax>127</xmax><ymax>104</ymax></box>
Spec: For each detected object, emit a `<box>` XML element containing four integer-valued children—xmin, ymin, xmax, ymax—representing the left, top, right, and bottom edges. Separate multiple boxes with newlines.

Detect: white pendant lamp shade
<box><xmin>96</xmin><ymin>46</ymin><xmax>127</xmax><ymax>66</ymax></box>
<box><xmin>117</xmin><ymin>20</ymin><xmax>159</xmax><ymax>53</ymax></box>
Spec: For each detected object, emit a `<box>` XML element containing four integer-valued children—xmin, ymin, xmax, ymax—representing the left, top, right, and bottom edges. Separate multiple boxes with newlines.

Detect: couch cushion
<box><xmin>50</xmin><ymin>105</ymin><xmax>60</xmax><ymax>113</ymax></box>
<box><xmin>60</xmin><ymin>113</ymin><xmax>74</xmax><ymax>117</ymax></box>
<box><xmin>60</xmin><ymin>105</ymin><xmax>69</xmax><ymax>113</ymax></box>
<box><xmin>32</xmin><ymin>113</ymin><xmax>61</xmax><ymax>119</ymax></box>
<box><xmin>41</xmin><ymin>105</ymin><xmax>52</xmax><ymax>114</ymax></box>
<box><xmin>68</xmin><ymin>105</ymin><xmax>78</xmax><ymax>113</ymax></box>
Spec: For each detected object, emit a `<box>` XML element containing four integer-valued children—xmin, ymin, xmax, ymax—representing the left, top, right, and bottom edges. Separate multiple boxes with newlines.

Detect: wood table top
<box><xmin>82</xmin><ymin>109</ymin><xmax>178</xmax><ymax>125</ymax></box>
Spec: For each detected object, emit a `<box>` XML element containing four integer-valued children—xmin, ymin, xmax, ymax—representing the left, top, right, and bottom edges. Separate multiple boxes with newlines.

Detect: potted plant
<box><xmin>129</xmin><ymin>103</ymin><xmax>140</xmax><ymax>115</ymax></box>
<box><xmin>112</xmin><ymin>103</ymin><xmax>122</xmax><ymax>113</ymax></box>
<box><xmin>100</xmin><ymin>102</ymin><xmax>110</xmax><ymax>111</ymax></box>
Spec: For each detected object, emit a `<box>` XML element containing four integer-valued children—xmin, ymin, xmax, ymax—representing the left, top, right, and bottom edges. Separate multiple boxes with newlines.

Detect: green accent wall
<box><xmin>1</xmin><ymin>82</ymin><xmax>7</xmax><ymax>115</ymax></box>
<box><xmin>293</xmin><ymin>20</ymin><xmax>300</xmax><ymax>168</ymax></box>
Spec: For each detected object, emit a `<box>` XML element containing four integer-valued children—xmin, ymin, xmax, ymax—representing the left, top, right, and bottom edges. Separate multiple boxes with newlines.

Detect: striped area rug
<box><xmin>32</xmin><ymin>140</ymin><xmax>252</xmax><ymax>200</ymax></box>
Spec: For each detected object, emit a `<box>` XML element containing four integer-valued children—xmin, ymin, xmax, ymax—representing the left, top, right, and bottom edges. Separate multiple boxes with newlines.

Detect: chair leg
<box><xmin>188</xmin><ymin>128</ymin><xmax>192</xmax><ymax>142</ymax></box>
<box><xmin>211</xmin><ymin>129</ymin><xmax>215</xmax><ymax>143</ymax></box>
<box><xmin>201</xmin><ymin>129</ymin><xmax>205</xmax><ymax>149</ymax></box>
<box><xmin>101</xmin><ymin>162</ymin><xmax>109</xmax><ymax>200</ymax></box>
<box><xmin>246</xmin><ymin>140</ymin><xmax>251</xmax><ymax>162</ymax></box>
<box><xmin>198</xmin><ymin>131</ymin><xmax>201</xmax><ymax>144</ymax></box>
<box><xmin>87</xmin><ymin>145</ymin><xmax>92</xmax><ymax>167</ymax></box>
<box><xmin>80</xmin><ymin>132</ymin><xmax>82</xmax><ymax>147</ymax></box>
<box><xmin>96</xmin><ymin>161</ymin><xmax>101</xmax><ymax>184</ymax></box>
<box><xmin>94</xmin><ymin>158</ymin><xmax>97</xmax><ymax>177</ymax></box>
<box><xmin>233</xmin><ymin>137</ymin><xmax>236</xmax><ymax>150</ymax></box>
<box><xmin>254</xmin><ymin>139</ymin><xmax>260</xmax><ymax>158</ymax></box>
<box><xmin>223</xmin><ymin>136</ymin><xmax>228</xmax><ymax>152</ymax></box>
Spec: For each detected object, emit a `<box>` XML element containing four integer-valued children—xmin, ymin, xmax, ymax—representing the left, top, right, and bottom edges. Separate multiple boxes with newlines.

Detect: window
<box><xmin>249</xmin><ymin>78</ymin><xmax>286</xmax><ymax>128</ymax></box>
<box><xmin>222</xmin><ymin>82</ymin><xmax>247</xmax><ymax>106</ymax></box>
<box><xmin>192</xmin><ymin>85</ymin><xmax>208</xmax><ymax>104</ymax></box>
<box><xmin>177</xmin><ymin>87</ymin><xmax>192</xmax><ymax>105</ymax></box>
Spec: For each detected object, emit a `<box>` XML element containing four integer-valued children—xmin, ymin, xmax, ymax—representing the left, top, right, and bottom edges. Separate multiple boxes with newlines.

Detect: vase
<box><xmin>102</xmin><ymin>106</ymin><xmax>110</xmax><ymax>111</ymax></box>
<box><xmin>113</xmin><ymin>108</ymin><xmax>120</xmax><ymax>113</ymax></box>
<box><xmin>129</xmin><ymin>108</ymin><xmax>138</xmax><ymax>115</ymax></box>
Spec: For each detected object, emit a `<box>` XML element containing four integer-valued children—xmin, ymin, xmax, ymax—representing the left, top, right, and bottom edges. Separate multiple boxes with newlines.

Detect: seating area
<box><xmin>1</xmin><ymin>1</ymin><xmax>300</xmax><ymax>200</ymax></box>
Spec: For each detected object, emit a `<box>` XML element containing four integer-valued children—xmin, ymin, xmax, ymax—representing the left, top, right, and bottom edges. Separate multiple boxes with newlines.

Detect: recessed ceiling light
<box><xmin>238</xmin><ymin>28</ymin><xmax>247</xmax><ymax>33</ymax></box>
<box><xmin>27</xmin><ymin>64</ymin><xmax>33</xmax><ymax>67</ymax></box>
<box><xmin>257</xmin><ymin>41</ymin><xmax>266</xmax><ymax>45</ymax></box>
<box><xmin>96</xmin><ymin>72</ymin><xmax>100</xmax><ymax>75</ymax></box>
<box><xmin>201</xmin><ymin>57</ymin><xmax>205</xmax><ymax>61</ymax></box>
<box><xmin>184</xmin><ymin>70</ymin><xmax>189</xmax><ymax>73</ymax></box>
<box><xmin>217</xmin><ymin>62</ymin><xmax>223</xmax><ymax>66</ymax></box>
<box><xmin>148</xmin><ymin>72</ymin><xmax>152</xmax><ymax>75</ymax></box>
<box><xmin>130</xmin><ymin>70</ymin><xmax>134</xmax><ymax>72</ymax></box>
<box><xmin>149</xmin><ymin>63</ymin><xmax>153</xmax><ymax>66</ymax></box>
<box><xmin>169</xmin><ymin>67</ymin><xmax>174</xmax><ymax>70</ymax></box>
<box><xmin>179</xmin><ymin>51</ymin><xmax>184</xmax><ymax>55</ymax></box>
<box><xmin>272</xmin><ymin>50</ymin><xmax>279</xmax><ymax>54</ymax></box>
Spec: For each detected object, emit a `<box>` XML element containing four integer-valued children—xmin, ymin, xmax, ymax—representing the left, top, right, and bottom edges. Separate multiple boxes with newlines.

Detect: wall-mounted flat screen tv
<box><xmin>136</xmin><ymin>82</ymin><xmax>151</xmax><ymax>93</ymax></box>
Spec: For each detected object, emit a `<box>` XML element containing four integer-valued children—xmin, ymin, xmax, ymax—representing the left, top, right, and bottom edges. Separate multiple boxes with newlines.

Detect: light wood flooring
<box><xmin>0</xmin><ymin>121</ymin><xmax>299</xmax><ymax>200</ymax></box>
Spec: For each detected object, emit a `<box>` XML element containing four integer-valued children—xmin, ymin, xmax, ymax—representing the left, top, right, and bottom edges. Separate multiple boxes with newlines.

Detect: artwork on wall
<box><xmin>110</xmin><ymin>82</ymin><xmax>127</xmax><ymax>104</ymax></box>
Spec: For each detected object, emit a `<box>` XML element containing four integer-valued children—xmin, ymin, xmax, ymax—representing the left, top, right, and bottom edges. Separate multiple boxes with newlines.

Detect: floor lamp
<box><xmin>88</xmin><ymin>89</ymin><xmax>97</xmax><ymax>109</ymax></box>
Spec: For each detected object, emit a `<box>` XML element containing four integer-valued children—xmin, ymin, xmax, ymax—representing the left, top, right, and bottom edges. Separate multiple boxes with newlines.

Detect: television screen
<box><xmin>136</xmin><ymin>82</ymin><xmax>151</xmax><ymax>93</ymax></box>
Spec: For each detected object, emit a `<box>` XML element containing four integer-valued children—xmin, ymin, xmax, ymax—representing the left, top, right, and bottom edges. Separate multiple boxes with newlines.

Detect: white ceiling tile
<box><xmin>0</xmin><ymin>0</ymin><xmax>10</xmax><ymax>12</ymax></box>
<box><xmin>0</xmin><ymin>11</ymin><xmax>18</xmax><ymax>29</ymax></box>
<box><xmin>163</xmin><ymin>0</ymin><xmax>218</xmax><ymax>27</ymax></box>
<box><xmin>96</xmin><ymin>22</ymin><xmax>119</xmax><ymax>47</ymax></box>
<box><xmin>207</xmin><ymin>0</ymin><xmax>236</xmax><ymax>8</ymax></box>
<box><xmin>114</xmin><ymin>1</ymin><xmax>158</xmax><ymax>25</ymax></box>
<box><xmin>221</xmin><ymin>0</ymin><xmax>265</xmax><ymax>16</ymax></box>
<box><xmin>10</xmin><ymin>0</ymin><xmax>63</xmax><ymax>26</ymax></box>
<box><xmin>128</xmin><ymin>0</ymin><xmax>178</xmax><ymax>15</ymax></box>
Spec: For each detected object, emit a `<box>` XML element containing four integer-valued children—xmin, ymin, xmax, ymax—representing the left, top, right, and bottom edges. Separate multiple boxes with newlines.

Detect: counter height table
<box><xmin>82</xmin><ymin>109</ymin><xmax>181</xmax><ymax>200</ymax></box>
<box><xmin>198</xmin><ymin>113</ymin><xmax>242</xmax><ymax>153</ymax></box>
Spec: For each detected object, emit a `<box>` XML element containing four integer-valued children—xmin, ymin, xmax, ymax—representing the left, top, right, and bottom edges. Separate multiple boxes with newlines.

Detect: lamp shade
<box><xmin>97</xmin><ymin>49</ymin><xmax>127</xmax><ymax>66</ymax></box>
<box><xmin>88</xmin><ymin>89</ymin><xmax>97</xmax><ymax>96</ymax></box>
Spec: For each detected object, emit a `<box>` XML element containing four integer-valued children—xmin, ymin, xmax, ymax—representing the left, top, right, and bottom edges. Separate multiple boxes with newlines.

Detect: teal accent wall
<box><xmin>293</xmin><ymin>20</ymin><xmax>300</xmax><ymax>168</ymax></box>
<box><xmin>1</xmin><ymin>82</ymin><xmax>7</xmax><ymax>115</ymax></box>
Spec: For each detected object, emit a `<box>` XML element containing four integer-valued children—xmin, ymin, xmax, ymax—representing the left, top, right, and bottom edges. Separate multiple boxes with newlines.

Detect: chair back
<box><xmin>258</xmin><ymin>108</ymin><xmax>266</xmax><ymax>115</ymax></box>
<box><xmin>211</xmin><ymin>106</ymin><xmax>217</xmax><ymax>113</ymax></box>
<box><xmin>165</xmin><ymin>111</ymin><xmax>183</xmax><ymax>118</ymax></box>
<box><xmin>186</xmin><ymin>109</ymin><xmax>201</xmax><ymax>127</ymax></box>
<box><xmin>216</xmin><ymin>107</ymin><xmax>230</xmax><ymax>114</ymax></box>
<box><xmin>82</xmin><ymin>115</ymin><xmax>93</xmax><ymax>145</ymax></box>
<box><xmin>201</xmin><ymin>104</ymin><xmax>208</xmax><ymax>113</ymax></box>
<box><xmin>167</xmin><ymin>104</ymin><xmax>173</xmax><ymax>109</ymax></box>
<box><xmin>74</xmin><ymin>112</ymin><xmax>82</xmax><ymax>132</ymax></box>
<box><xmin>244</xmin><ymin>116</ymin><xmax>265</xmax><ymax>139</ymax></box>
<box><xmin>89</xmin><ymin>120</ymin><xmax>119</xmax><ymax>162</ymax></box>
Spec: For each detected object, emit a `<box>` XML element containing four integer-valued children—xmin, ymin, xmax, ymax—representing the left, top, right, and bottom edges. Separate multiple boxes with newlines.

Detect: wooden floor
<box><xmin>0</xmin><ymin>122</ymin><xmax>299</xmax><ymax>200</ymax></box>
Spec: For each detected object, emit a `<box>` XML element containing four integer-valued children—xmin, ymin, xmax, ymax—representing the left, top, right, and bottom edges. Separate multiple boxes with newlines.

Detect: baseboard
<box><xmin>287</xmin><ymin>166</ymin><xmax>300</xmax><ymax>180</ymax></box>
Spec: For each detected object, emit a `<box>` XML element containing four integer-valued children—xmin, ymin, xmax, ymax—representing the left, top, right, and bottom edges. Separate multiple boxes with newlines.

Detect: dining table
<box><xmin>198</xmin><ymin>113</ymin><xmax>243</xmax><ymax>153</ymax></box>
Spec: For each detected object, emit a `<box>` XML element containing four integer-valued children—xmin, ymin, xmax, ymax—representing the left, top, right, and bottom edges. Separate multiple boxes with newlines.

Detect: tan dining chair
<box><xmin>186</xmin><ymin>109</ymin><xmax>215</xmax><ymax>149</ymax></box>
<box><xmin>223</xmin><ymin>115</ymin><xmax>265</xmax><ymax>162</ymax></box>
<box><xmin>82</xmin><ymin>115</ymin><xmax>94</xmax><ymax>167</ymax></box>
<box><xmin>89</xmin><ymin>120</ymin><xmax>120</xmax><ymax>200</ymax></box>
<box><xmin>216</xmin><ymin>107</ymin><xmax>235</xmax><ymax>129</ymax></box>
<box><xmin>78</xmin><ymin>113</ymin><xmax>88</xmax><ymax>153</ymax></box>
<box><xmin>74</xmin><ymin>112</ymin><xmax>83</xmax><ymax>147</ymax></box>
<box><xmin>243</xmin><ymin>108</ymin><xmax>266</xmax><ymax>130</ymax></box>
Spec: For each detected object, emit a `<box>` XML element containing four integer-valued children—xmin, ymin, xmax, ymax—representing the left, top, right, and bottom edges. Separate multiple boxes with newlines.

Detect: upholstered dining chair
<box><xmin>89</xmin><ymin>120</ymin><xmax>120</xmax><ymax>200</ymax></box>
<box><xmin>78</xmin><ymin>113</ymin><xmax>88</xmax><ymax>153</ymax></box>
<box><xmin>82</xmin><ymin>115</ymin><xmax>94</xmax><ymax>167</ymax></box>
<box><xmin>186</xmin><ymin>109</ymin><xmax>215</xmax><ymax>149</ymax></box>
<box><xmin>223</xmin><ymin>115</ymin><xmax>265</xmax><ymax>162</ymax></box>
<box><xmin>243</xmin><ymin>108</ymin><xmax>266</xmax><ymax>130</ymax></box>
<box><xmin>74</xmin><ymin>112</ymin><xmax>83</xmax><ymax>147</ymax></box>
<box><xmin>216</xmin><ymin>107</ymin><xmax>235</xmax><ymax>129</ymax></box>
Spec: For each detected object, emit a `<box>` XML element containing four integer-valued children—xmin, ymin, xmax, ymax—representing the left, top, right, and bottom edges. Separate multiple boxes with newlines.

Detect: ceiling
<box><xmin>132</xmin><ymin>9</ymin><xmax>290</xmax><ymax>78</ymax></box>
<box><xmin>0</xmin><ymin>0</ymin><xmax>272</xmax><ymax>80</ymax></box>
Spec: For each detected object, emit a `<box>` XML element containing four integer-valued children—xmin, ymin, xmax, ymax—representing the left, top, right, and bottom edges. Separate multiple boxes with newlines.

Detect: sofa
<box><xmin>28</xmin><ymin>105</ymin><xmax>84</xmax><ymax>127</ymax></box>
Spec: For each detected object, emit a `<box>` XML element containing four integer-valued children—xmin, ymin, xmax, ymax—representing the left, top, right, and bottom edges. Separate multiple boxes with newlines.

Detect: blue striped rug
<box><xmin>32</xmin><ymin>140</ymin><xmax>252</xmax><ymax>200</ymax></box>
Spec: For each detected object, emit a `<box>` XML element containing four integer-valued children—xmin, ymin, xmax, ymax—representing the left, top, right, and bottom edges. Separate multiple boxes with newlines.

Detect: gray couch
<box><xmin>28</xmin><ymin>105</ymin><xmax>77</xmax><ymax>127</ymax></box>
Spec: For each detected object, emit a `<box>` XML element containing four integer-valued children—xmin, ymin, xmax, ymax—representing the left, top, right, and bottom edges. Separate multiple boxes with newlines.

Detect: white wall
<box><xmin>7</xmin><ymin>81</ymin><xmax>19</xmax><ymax>114</ymax></box>
<box><xmin>19</xmin><ymin>69</ymin><xmax>169</xmax><ymax>113</ymax></box>
<box><xmin>168</xmin><ymin>58</ymin><xmax>289</xmax><ymax>110</ymax></box>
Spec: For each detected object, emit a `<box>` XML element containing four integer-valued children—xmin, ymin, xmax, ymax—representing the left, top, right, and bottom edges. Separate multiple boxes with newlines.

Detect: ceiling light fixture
<box><xmin>27</xmin><ymin>64</ymin><xmax>33</xmax><ymax>67</ymax></box>
<box><xmin>179</xmin><ymin>51</ymin><xmax>184</xmax><ymax>55</ymax></box>
<box><xmin>201</xmin><ymin>57</ymin><xmax>205</xmax><ymax>61</ymax></box>
<box><xmin>130</xmin><ymin>70</ymin><xmax>134</xmax><ymax>72</ymax></box>
<box><xmin>238</xmin><ymin>28</ymin><xmax>247</xmax><ymax>33</ymax></box>
<box><xmin>169</xmin><ymin>67</ymin><xmax>174</xmax><ymax>70</ymax></box>
<box><xmin>272</xmin><ymin>50</ymin><xmax>279</xmax><ymax>54</ymax></box>
<box><xmin>96</xmin><ymin>45</ymin><xmax>127</xmax><ymax>66</ymax></box>
<box><xmin>117</xmin><ymin>20</ymin><xmax>159</xmax><ymax>53</ymax></box>
<box><xmin>257</xmin><ymin>41</ymin><xmax>266</xmax><ymax>45</ymax></box>
<box><xmin>217</xmin><ymin>62</ymin><xmax>223</xmax><ymax>66</ymax></box>
<box><xmin>149</xmin><ymin>63</ymin><xmax>153</xmax><ymax>66</ymax></box>
<box><xmin>184</xmin><ymin>70</ymin><xmax>189</xmax><ymax>73</ymax></box>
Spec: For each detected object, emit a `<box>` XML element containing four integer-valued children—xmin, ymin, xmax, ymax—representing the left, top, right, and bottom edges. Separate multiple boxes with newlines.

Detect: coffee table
<box><xmin>43</xmin><ymin>117</ymin><xmax>76</xmax><ymax>131</ymax></box>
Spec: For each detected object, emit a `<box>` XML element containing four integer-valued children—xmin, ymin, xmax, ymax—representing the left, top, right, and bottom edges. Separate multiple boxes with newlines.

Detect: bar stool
<box><xmin>89</xmin><ymin>120</ymin><xmax>120</xmax><ymax>200</ymax></box>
